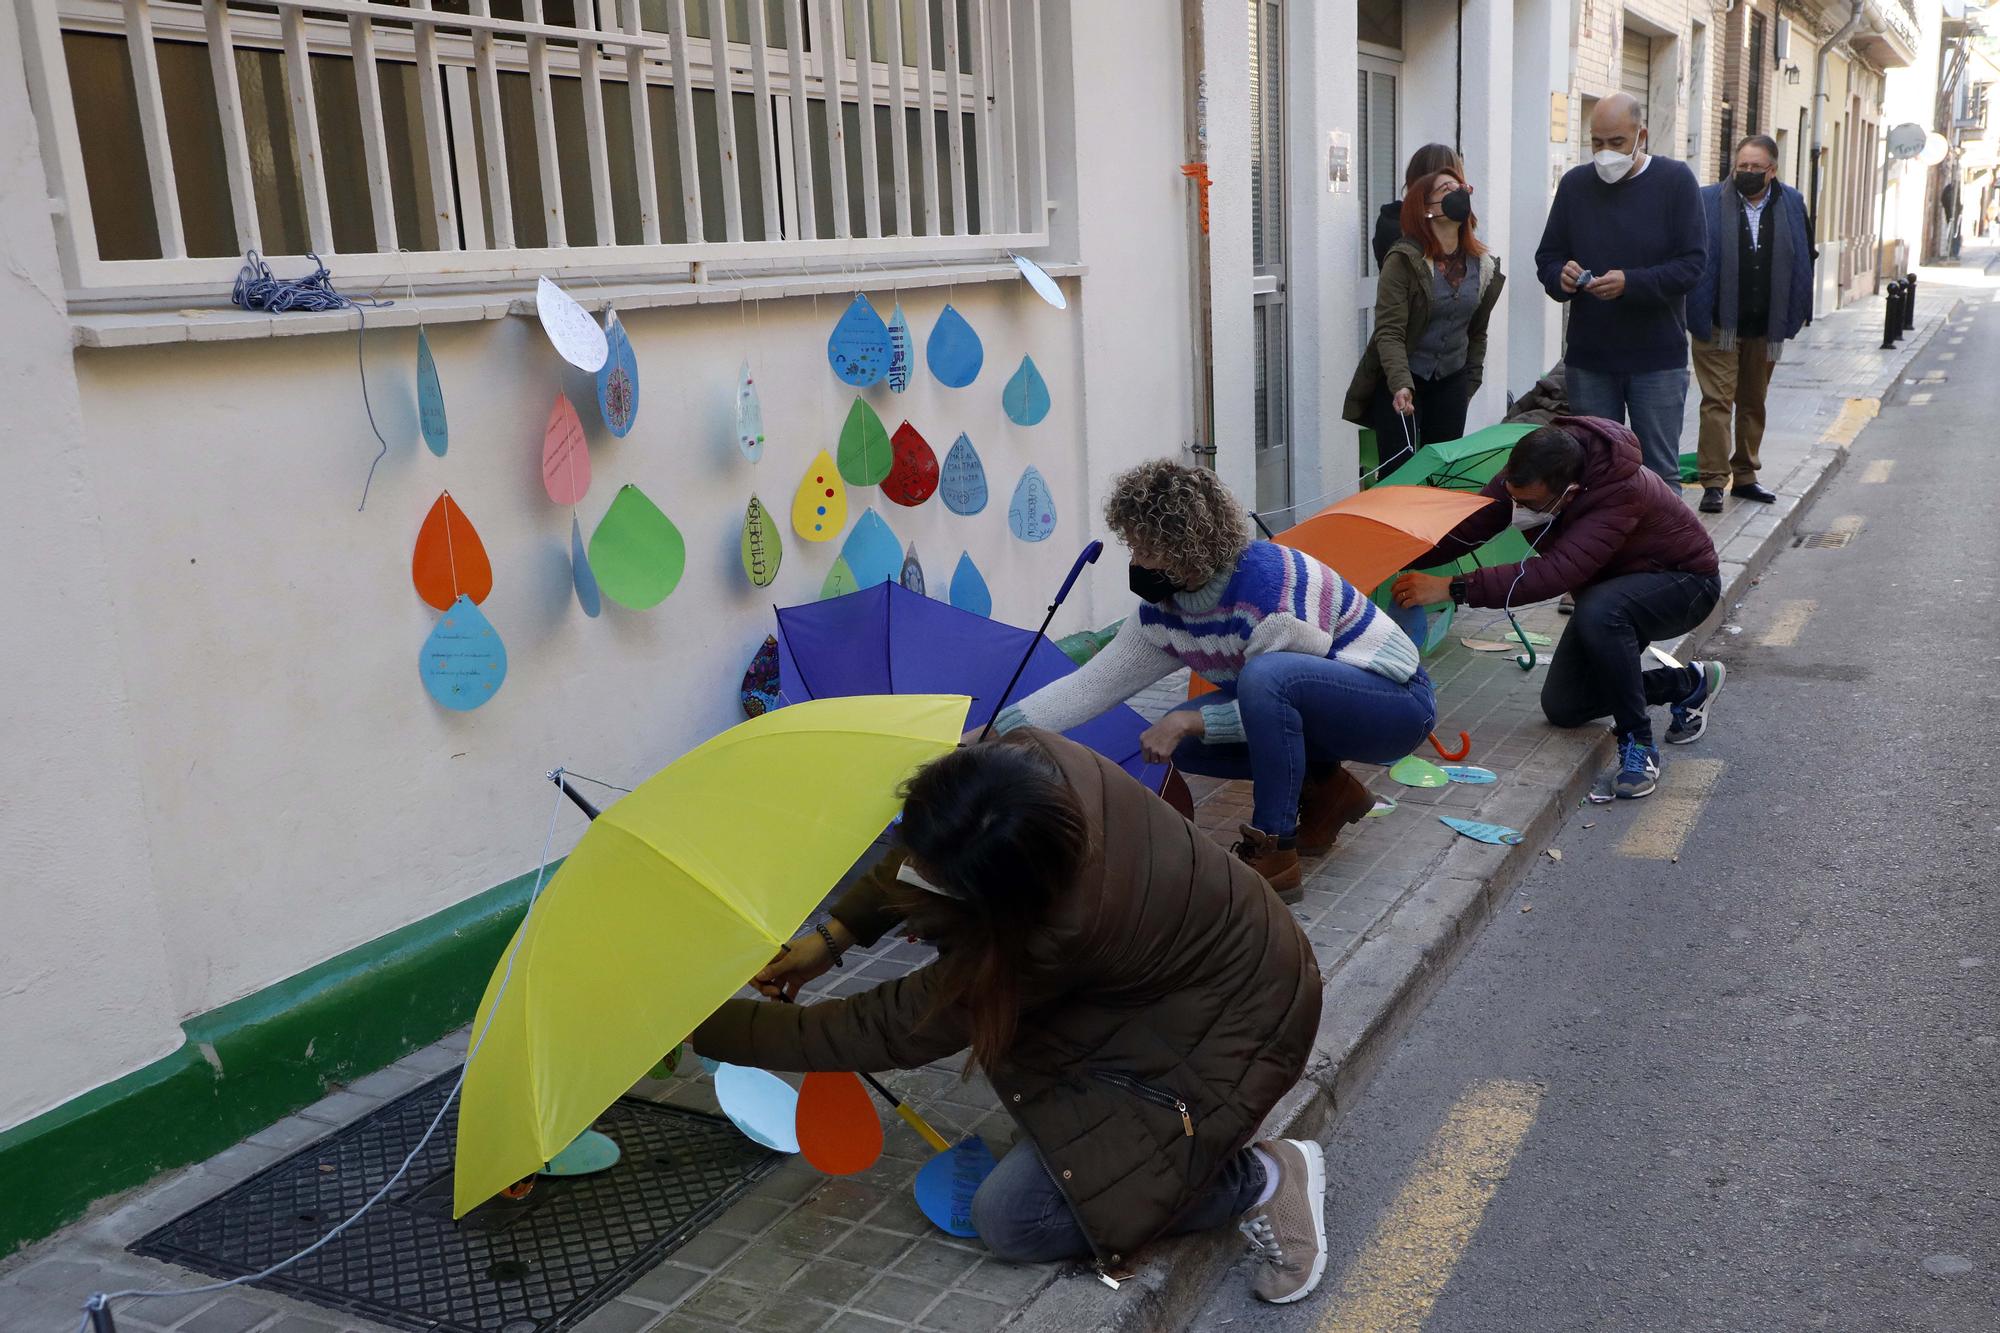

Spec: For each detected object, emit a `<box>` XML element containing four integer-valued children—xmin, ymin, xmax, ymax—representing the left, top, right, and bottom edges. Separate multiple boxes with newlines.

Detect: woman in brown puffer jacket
<box><xmin>690</xmin><ymin>729</ymin><xmax>1329</xmax><ymax>1304</ymax></box>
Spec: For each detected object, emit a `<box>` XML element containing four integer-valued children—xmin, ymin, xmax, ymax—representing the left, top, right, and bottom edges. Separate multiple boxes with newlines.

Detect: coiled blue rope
<box><xmin>230</xmin><ymin>252</ymin><xmax>395</xmax><ymax>511</ymax></box>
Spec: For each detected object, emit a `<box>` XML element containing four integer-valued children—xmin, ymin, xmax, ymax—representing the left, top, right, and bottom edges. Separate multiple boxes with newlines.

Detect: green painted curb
<box><xmin>0</xmin><ymin>860</ymin><xmax>558</xmax><ymax>1258</ymax></box>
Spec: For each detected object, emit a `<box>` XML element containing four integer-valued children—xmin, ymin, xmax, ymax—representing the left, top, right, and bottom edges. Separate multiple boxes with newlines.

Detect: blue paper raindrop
<box><xmin>1002</xmin><ymin>355</ymin><xmax>1051</xmax><ymax>426</ymax></box>
<box><xmin>596</xmin><ymin>312</ymin><xmax>639</xmax><ymax>437</ymax></box>
<box><xmin>570</xmin><ymin>515</ymin><xmax>602</xmax><ymax>618</ymax></box>
<box><xmin>1007</xmin><ymin>466</ymin><xmax>1057</xmax><ymax>543</ymax></box>
<box><xmin>926</xmin><ymin>303</ymin><xmax>984</xmax><ymax>388</ymax></box>
<box><xmin>949</xmin><ymin>552</ymin><xmax>992</xmax><ymax>617</ymax></box>
<box><xmin>419</xmin><ymin>595</ymin><xmax>507</xmax><ymax>711</ymax></box>
<box><xmin>416</xmin><ymin>329</ymin><xmax>447</xmax><ymax>457</ymax></box>
<box><xmin>841</xmin><ymin>508</ymin><xmax>905</xmax><ymax>589</ymax></box>
<box><xmin>914</xmin><ymin>1137</ymin><xmax>998</xmax><ymax>1238</ymax></box>
<box><xmin>939</xmin><ymin>434</ymin><xmax>989</xmax><ymax>515</ymax></box>
<box><xmin>886</xmin><ymin>302</ymin><xmax>914</xmax><ymax>393</ymax></box>
<box><xmin>827</xmin><ymin>293</ymin><xmax>890</xmax><ymax>386</ymax></box>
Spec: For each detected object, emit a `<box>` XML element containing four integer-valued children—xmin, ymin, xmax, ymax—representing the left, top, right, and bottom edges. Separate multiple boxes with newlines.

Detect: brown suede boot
<box><xmin>1233</xmin><ymin>824</ymin><xmax>1302</xmax><ymax>902</ymax></box>
<box><xmin>1295</xmin><ymin>765</ymin><xmax>1374</xmax><ymax>857</ymax></box>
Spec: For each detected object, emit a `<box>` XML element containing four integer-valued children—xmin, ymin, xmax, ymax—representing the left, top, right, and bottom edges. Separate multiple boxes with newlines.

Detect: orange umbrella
<box><xmin>1273</xmin><ymin>486</ymin><xmax>1495</xmax><ymax>593</ymax></box>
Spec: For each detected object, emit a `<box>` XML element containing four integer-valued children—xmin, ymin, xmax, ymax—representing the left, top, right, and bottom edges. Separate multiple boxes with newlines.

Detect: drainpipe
<box><xmin>1808</xmin><ymin>0</ymin><xmax>1868</xmax><ymax>261</ymax></box>
<box><xmin>1180</xmin><ymin>0</ymin><xmax>1217</xmax><ymax>472</ymax></box>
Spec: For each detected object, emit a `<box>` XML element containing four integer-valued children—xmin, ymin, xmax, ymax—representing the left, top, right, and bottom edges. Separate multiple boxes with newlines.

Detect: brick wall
<box><xmin>1568</xmin><ymin>0</ymin><xmax>1727</xmax><ymax>177</ymax></box>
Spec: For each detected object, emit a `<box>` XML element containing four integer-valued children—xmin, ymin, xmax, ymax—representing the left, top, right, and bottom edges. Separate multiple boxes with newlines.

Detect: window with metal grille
<box><xmin>18</xmin><ymin>0</ymin><xmax>1051</xmax><ymax>301</ymax></box>
<box><xmin>1747</xmin><ymin>10</ymin><xmax>1766</xmax><ymax>138</ymax></box>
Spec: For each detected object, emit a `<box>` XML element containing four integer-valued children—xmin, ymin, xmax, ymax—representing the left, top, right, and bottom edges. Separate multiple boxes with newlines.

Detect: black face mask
<box><xmin>1129</xmin><ymin>562</ymin><xmax>1181</xmax><ymax>604</ymax></box>
<box><xmin>1734</xmin><ymin>170</ymin><xmax>1770</xmax><ymax>199</ymax></box>
<box><xmin>1438</xmin><ymin>189</ymin><xmax>1474</xmax><ymax>223</ymax></box>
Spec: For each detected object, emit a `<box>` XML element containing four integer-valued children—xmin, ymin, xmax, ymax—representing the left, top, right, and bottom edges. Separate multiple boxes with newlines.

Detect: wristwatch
<box><xmin>1448</xmin><ymin>576</ymin><xmax>1469</xmax><ymax>606</ymax></box>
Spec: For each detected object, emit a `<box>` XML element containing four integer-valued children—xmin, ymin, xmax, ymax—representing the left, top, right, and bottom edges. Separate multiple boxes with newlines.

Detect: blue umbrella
<box><xmin>773</xmin><ymin>581</ymin><xmax>1167</xmax><ymax>792</ymax></box>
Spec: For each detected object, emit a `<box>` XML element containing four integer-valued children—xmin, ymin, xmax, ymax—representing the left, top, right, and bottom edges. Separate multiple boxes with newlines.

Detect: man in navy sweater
<box><xmin>1535</xmin><ymin>93</ymin><xmax>1707</xmax><ymax>484</ymax></box>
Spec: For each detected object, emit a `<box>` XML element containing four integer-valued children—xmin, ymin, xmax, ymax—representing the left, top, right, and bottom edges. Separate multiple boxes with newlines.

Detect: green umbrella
<box><xmin>1370</xmin><ymin>422</ymin><xmax>1536</xmax><ymax>633</ymax></box>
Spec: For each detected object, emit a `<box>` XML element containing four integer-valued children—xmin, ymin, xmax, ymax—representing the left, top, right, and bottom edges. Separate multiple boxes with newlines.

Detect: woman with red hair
<box><xmin>1344</xmin><ymin>167</ymin><xmax>1506</xmax><ymax>472</ymax></box>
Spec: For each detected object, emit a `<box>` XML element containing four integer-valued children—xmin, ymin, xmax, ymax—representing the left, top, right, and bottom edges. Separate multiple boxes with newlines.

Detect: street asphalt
<box><xmin>1193</xmin><ymin>290</ymin><xmax>2000</xmax><ymax>1332</ymax></box>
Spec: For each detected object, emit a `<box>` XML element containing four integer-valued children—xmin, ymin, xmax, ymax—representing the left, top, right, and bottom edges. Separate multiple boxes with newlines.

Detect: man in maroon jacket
<box><xmin>1392</xmin><ymin>417</ymin><xmax>1725</xmax><ymax>798</ymax></box>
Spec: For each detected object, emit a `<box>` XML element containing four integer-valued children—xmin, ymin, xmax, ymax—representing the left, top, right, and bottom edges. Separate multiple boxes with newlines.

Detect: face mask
<box><xmin>1508</xmin><ymin>485</ymin><xmax>1577</xmax><ymax>528</ymax></box>
<box><xmin>1438</xmin><ymin>189</ymin><xmax>1473</xmax><ymax>223</ymax></box>
<box><xmin>1593</xmin><ymin>149</ymin><xmax>1635</xmax><ymax>184</ymax></box>
<box><xmin>1734</xmin><ymin>170</ymin><xmax>1770</xmax><ymax>198</ymax></box>
<box><xmin>897</xmin><ymin>861</ymin><xmax>962</xmax><ymax>900</ymax></box>
<box><xmin>1129</xmin><ymin>562</ymin><xmax>1181</xmax><ymax>604</ymax></box>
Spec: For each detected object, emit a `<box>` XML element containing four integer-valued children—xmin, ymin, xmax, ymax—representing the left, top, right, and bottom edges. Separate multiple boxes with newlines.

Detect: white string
<box><xmin>78</xmin><ymin>777</ymin><xmax>573</xmax><ymax>1332</ymax></box>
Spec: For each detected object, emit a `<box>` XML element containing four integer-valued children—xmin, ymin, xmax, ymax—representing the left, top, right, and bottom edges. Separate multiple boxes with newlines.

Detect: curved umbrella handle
<box><xmin>1427</xmin><ymin>730</ymin><xmax>1471</xmax><ymax>761</ymax></box>
<box><xmin>1054</xmin><ymin>539</ymin><xmax>1105</xmax><ymax>607</ymax></box>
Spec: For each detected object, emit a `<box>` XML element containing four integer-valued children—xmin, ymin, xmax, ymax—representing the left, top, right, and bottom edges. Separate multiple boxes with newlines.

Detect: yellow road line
<box><xmin>1616</xmin><ymin>759</ymin><xmax>1725</xmax><ymax>860</ymax></box>
<box><xmin>1759</xmin><ymin>598</ymin><xmax>1817</xmax><ymax>648</ymax></box>
<box><xmin>1859</xmin><ymin>459</ymin><xmax>1895</xmax><ymax>484</ymax></box>
<box><xmin>1319</xmin><ymin>1080</ymin><xmax>1544</xmax><ymax>1333</ymax></box>
<box><xmin>1818</xmin><ymin>398</ymin><xmax>1879</xmax><ymax>449</ymax></box>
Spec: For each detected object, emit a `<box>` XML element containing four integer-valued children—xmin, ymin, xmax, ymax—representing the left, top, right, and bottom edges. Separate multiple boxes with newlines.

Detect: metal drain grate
<box><xmin>1793</xmin><ymin>529</ymin><xmax>1856</xmax><ymax>549</ymax></box>
<box><xmin>134</xmin><ymin>1071</ymin><xmax>776</xmax><ymax>1333</ymax></box>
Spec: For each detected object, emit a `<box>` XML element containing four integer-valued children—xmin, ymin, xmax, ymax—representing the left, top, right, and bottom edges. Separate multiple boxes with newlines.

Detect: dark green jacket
<box><xmin>1343</xmin><ymin>239</ymin><xmax>1506</xmax><ymax>423</ymax></box>
<box><xmin>692</xmin><ymin>728</ymin><xmax>1322</xmax><ymax>1267</ymax></box>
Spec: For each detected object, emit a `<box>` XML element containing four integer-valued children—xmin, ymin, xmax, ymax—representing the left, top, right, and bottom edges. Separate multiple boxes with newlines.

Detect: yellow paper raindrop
<box><xmin>791</xmin><ymin>449</ymin><xmax>848</xmax><ymax>543</ymax></box>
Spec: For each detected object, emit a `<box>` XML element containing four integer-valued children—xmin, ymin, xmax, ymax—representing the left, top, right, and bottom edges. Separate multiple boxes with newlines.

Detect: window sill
<box><xmin>68</xmin><ymin>260</ymin><xmax>1085</xmax><ymax>350</ymax></box>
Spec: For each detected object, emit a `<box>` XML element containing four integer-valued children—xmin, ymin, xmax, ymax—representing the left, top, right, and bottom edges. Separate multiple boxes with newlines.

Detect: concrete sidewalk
<box><xmin>0</xmin><ymin>255</ymin><xmax>1985</xmax><ymax>1333</ymax></box>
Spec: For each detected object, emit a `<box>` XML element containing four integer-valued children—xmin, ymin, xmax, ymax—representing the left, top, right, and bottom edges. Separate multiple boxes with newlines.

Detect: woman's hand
<box><xmin>961</xmin><ymin>725</ymin><xmax>986</xmax><ymax>746</ymax></box>
<box><xmin>751</xmin><ymin>920</ymin><xmax>855</xmax><ymax>1000</ymax></box>
<box><xmin>1392</xmin><ymin>387</ymin><xmax>1416</xmax><ymax>416</ymax></box>
<box><xmin>1392</xmin><ymin>571</ymin><xmax>1453</xmax><ymax>608</ymax></box>
<box><xmin>1140</xmin><ymin>710</ymin><xmax>1204</xmax><ymax>765</ymax></box>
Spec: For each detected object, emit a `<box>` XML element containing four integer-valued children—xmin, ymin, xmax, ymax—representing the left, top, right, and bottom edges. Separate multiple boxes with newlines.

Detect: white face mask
<box><xmin>1593</xmin><ymin>149</ymin><xmax>1635</xmax><ymax>184</ymax></box>
<box><xmin>1509</xmin><ymin>502</ymin><xmax>1555</xmax><ymax>530</ymax></box>
<box><xmin>897</xmin><ymin>861</ymin><xmax>961</xmax><ymax>899</ymax></box>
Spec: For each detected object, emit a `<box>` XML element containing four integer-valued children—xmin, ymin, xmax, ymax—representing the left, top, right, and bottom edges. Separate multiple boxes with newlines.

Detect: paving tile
<box><xmin>783</xmin><ymin>1259</ymin><xmax>876</xmax><ymax>1307</ymax></box>
<box><xmin>849</xmin><ymin>1275</ymin><xmax>941</xmax><ymax>1322</ymax></box>
<box><xmin>396</xmin><ymin>1042</ymin><xmax>463</xmax><ymax>1074</ymax></box>
<box><xmin>258</xmin><ymin>1315</ymin><xmax>345</xmax><ymax>1333</ymax></box>
<box><xmin>669</xmin><ymin>1227</ymin><xmax>751</xmax><ymax>1272</ymax></box>
<box><xmin>822</xmin><ymin>1314</ymin><xmax>904</xmax><ymax>1333</ymax></box>
<box><xmin>827</xmin><ymin>1226</ymin><xmax>918</xmax><ymax>1268</ymax></box>
<box><xmin>739</xmin><ymin>1297</ymin><xmax>841</xmax><ymax>1333</ymax></box>
<box><xmin>768</xmin><ymin>1213</ymin><xmax>853</xmax><ymax>1256</ymax></box>
<box><xmin>572</xmin><ymin>1298</ymin><xmax>667</xmax><ymax>1333</ymax></box>
<box><xmin>714</xmin><ymin>1242</ymin><xmax>811</xmax><ymax>1289</ymax></box>
<box><xmin>951</xmin><ymin>1259</ymin><xmax>1052</xmax><ymax>1303</ymax></box>
<box><xmin>177</xmin><ymin>1293</ymin><xmax>285</xmax><ymax>1332</ymax></box>
<box><xmin>711</xmin><ymin>1194</ymin><xmax>790</xmax><ymax>1238</ymax></box>
<box><xmin>622</xmin><ymin>1260</ymin><xmax>705</xmax><ymax>1308</ymax></box>
<box><xmin>681</xmin><ymin>1279</ymin><xmax>767</xmax><ymax>1325</ymax></box>
<box><xmin>340</xmin><ymin>1064</ymin><xmax>428</xmax><ymax>1100</ymax></box>
<box><xmin>917</xmin><ymin>1292</ymin><xmax>1012</xmax><ymax>1331</ymax></box>
<box><xmin>888</xmin><ymin>1241</ymin><xmax>981</xmax><ymax>1288</ymax></box>
<box><xmin>244</xmin><ymin>1116</ymin><xmax>328</xmax><ymax>1152</ymax></box>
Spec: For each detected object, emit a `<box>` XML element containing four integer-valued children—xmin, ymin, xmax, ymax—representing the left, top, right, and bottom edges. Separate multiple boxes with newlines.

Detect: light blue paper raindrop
<box><xmin>1441</xmin><ymin>764</ymin><xmax>1498</xmax><ymax>784</ymax></box>
<box><xmin>899</xmin><ymin>542</ymin><xmax>926</xmax><ymax>596</ymax></box>
<box><xmin>1007</xmin><ymin>466</ymin><xmax>1057</xmax><ymax>543</ymax></box>
<box><xmin>1438</xmin><ymin>816</ymin><xmax>1523</xmax><ymax>845</ymax></box>
<box><xmin>915</xmin><ymin>1137</ymin><xmax>998</xmax><ymax>1237</ymax></box>
<box><xmin>713</xmin><ymin>1063</ymin><xmax>800</xmax><ymax>1153</ymax></box>
<box><xmin>416</xmin><ymin>329</ymin><xmax>447</xmax><ymax>457</ymax></box>
<box><xmin>419</xmin><ymin>595</ymin><xmax>507</xmax><ymax>711</ymax></box>
<box><xmin>949</xmin><ymin>552</ymin><xmax>992</xmax><ymax>617</ymax></box>
<box><xmin>827</xmin><ymin>293</ymin><xmax>890</xmax><ymax>386</ymax></box>
<box><xmin>841</xmin><ymin>507</ymin><xmax>905</xmax><ymax>589</ymax></box>
<box><xmin>939</xmin><ymin>434</ymin><xmax>988</xmax><ymax>515</ymax></box>
<box><xmin>926</xmin><ymin>303</ymin><xmax>984</xmax><ymax>388</ymax></box>
<box><xmin>596</xmin><ymin>312</ymin><xmax>639</xmax><ymax>437</ymax></box>
<box><xmin>1002</xmin><ymin>355</ymin><xmax>1051</xmax><ymax>426</ymax></box>
<box><xmin>570</xmin><ymin>515</ymin><xmax>601</xmax><ymax>618</ymax></box>
<box><xmin>886</xmin><ymin>302</ymin><xmax>915</xmax><ymax>393</ymax></box>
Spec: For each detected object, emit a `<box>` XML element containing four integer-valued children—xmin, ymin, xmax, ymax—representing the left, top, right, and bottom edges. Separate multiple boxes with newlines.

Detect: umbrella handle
<box><xmin>978</xmin><ymin>540</ymin><xmax>1104</xmax><ymax>743</ymax></box>
<box><xmin>1052</xmin><ymin>539</ymin><xmax>1105</xmax><ymax>607</ymax></box>
<box><xmin>1427</xmin><ymin>730</ymin><xmax>1471</xmax><ymax>762</ymax></box>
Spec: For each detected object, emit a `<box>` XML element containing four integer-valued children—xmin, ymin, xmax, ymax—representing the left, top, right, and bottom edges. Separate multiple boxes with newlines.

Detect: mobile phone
<box><xmin>1575</xmin><ymin>269</ymin><xmax>1596</xmax><ymax>288</ymax></box>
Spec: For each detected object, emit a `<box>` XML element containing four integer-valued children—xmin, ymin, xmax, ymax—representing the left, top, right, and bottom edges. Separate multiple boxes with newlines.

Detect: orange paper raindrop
<box><xmin>412</xmin><ymin>492</ymin><xmax>493</xmax><ymax>611</ymax></box>
<box><xmin>796</xmin><ymin>1071</ymin><xmax>884</xmax><ymax>1176</ymax></box>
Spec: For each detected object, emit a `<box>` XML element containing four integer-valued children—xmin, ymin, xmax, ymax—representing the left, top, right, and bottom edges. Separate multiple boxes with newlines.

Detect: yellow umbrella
<box><xmin>453</xmin><ymin>693</ymin><xmax>969</xmax><ymax>1217</ymax></box>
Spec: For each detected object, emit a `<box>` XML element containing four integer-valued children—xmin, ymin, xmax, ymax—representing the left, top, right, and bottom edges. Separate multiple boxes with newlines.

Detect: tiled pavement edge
<box><xmin>0</xmin><ymin>265</ymin><xmax>1981</xmax><ymax>1333</ymax></box>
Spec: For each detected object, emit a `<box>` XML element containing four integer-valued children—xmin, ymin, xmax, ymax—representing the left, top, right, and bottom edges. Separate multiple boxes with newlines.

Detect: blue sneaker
<box><xmin>1665</xmin><ymin>661</ymin><xmax>1726</xmax><ymax>745</ymax></box>
<box><xmin>1613</xmin><ymin>735</ymin><xmax>1661</xmax><ymax>799</ymax></box>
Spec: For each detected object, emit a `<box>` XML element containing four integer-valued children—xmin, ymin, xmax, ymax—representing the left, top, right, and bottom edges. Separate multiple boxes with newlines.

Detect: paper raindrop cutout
<box><xmin>742</xmin><ymin>495</ymin><xmax>783</xmax><ymax>588</ymax></box>
<box><xmin>740</xmin><ymin>635</ymin><xmax>780</xmax><ymax>718</ymax></box>
<box><xmin>713</xmin><ymin>1063</ymin><xmax>799</xmax><ymax>1153</ymax></box>
<box><xmin>1007</xmin><ymin>466</ymin><xmax>1057</xmax><ymax>542</ymax></box>
<box><xmin>899</xmin><ymin>542</ymin><xmax>925</xmax><ymax>596</ymax></box>
<box><xmin>820</xmin><ymin>556</ymin><xmax>859</xmax><ymax>600</ymax></box>
<box><xmin>419</xmin><ymin>595</ymin><xmax>507</xmax><ymax>711</ymax></box>
<box><xmin>570</xmin><ymin>515</ymin><xmax>601</xmax><ymax>618</ymax></box>
<box><xmin>827</xmin><ymin>292</ymin><xmax>890</xmax><ymax>386</ymax></box>
<box><xmin>915</xmin><ymin>1137</ymin><xmax>999</xmax><ymax>1237</ymax></box>
<box><xmin>926</xmin><ymin>303</ymin><xmax>984</xmax><ymax>388</ymax></box>
<box><xmin>535</xmin><ymin>276</ymin><xmax>609</xmax><ymax>372</ymax></box>
<box><xmin>1002</xmin><ymin>356</ymin><xmax>1051</xmax><ymax>427</ymax></box>
<box><xmin>542</xmin><ymin>393</ymin><xmax>591</xmax><ymax>506</ymax></box>
<box><xmin>949</xmin><ymin>552</ymin><xmax>992</xmax><ymax>618</ymax></box>
<box><xmin>791</xmin><ymin>450</ymin><xmax>848</xmax><ymax>542</ymax></box>
<box><xmin>837</xmin><ymin>397</ymin><xmax>893</xmax><ymax>487</ymax></box>
<box><xmin>886</xmin><ymin>302</ymin><xmax>915</xmax><ymax>393</ymax></box>
<box><xmin>588</xmin><ymin>484</ymin><xmax>685</xmax><ymax>610</ymax></box>
<box><xmin>736</xmin><ymin>361</ymin><xmax>765</xmax><ymax>462</ymax></box>
<box><xmin>1010</xmin><ymin>253</ymin><xmax>1069</xmax><ymax>309</ymax></box>
<box><xmin>883</xmin><ymin>421</ymin><xmax>940</xmax><ymax>507</ymax></box>
<box><xmin>412</xmin><ymin>492</ymin><xmax>493</xmax><ymax>611</ymax></box>
<box><xmin>1439</xmin><ymin>816</ymin><xmax>1524</xmax><ymax>845</ymax></box>
<box><xmin>841</xmin><ymin>508</ymin><xmax>905</xmax><ymax>589</ymax></box>
<box><xmin>939</xmin><ymin>434</ymin><xmax>988</xmax><ymax>515</ymax></box>
<box><xmin>416</xmin><ymin>329</ymin><xmax>447</xmax><ymax>457</ymax></box>
<box><xmin>796</xmin><ymin>1072</ymin><xmax>884</xmax><ymax>1176</ymax></box>
<box><xmin>596</xmin><ymin>311</ymin><xmax>639</xmax><ymax>437</ymax></box>
<box><xmin>1441</xmin><ymin>764</ymin><xmax>1498</xmax><ymax>785</ymax></box>
<box><xmin>1389</xmin><ymin>755</ymin><xmax>1450</xmax><ymax>788</ymax></box>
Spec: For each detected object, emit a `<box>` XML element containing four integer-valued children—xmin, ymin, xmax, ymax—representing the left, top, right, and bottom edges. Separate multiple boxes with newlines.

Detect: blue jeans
<box><xmin>1565</xmin><ymin>365</ymin><xmax>1690</xmax><ymax>484</ymax></box>
<box><xmin>1169</xmin><ymin>653</ymin><xmax>1437</xmax><ymax>838</ymax></box>
<box><xmin>970</xmin><ymin>1137</ymin><xmax>1266</xmax><ymax>1263</ymax></box>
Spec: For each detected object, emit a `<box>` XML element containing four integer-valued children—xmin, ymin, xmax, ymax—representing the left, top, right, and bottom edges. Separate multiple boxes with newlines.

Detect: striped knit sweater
<box><xmin>997</xmin><ymin>541</ymin><xmax>1421</xmax><ymax>746</ymax></box>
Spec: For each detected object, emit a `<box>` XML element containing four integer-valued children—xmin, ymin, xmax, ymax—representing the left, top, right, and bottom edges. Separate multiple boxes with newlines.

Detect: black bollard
<box><xmin>1882</xmin><ymin>281</ymin><xmax>1904</xmax><ymax>349</ymax></box>
<box><xmin>1902</xmin><ymin>271</ymin><xmax>1918</xmax><ymax>331</ymax></box>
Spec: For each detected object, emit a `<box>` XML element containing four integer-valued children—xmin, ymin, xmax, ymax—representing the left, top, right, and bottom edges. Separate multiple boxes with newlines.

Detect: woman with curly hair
<box><xmin>989</xmin><ymin>460</ymin><xmax>1436</xmax><ymax>894</ymax></box>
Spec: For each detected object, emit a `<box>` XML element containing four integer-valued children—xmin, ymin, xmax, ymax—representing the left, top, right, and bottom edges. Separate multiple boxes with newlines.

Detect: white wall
<box><xmin>0</xmin><ymin>0</ymin><xmax>183</xmax><ymax>1130</ymax></box>
<box><xmin>3</xmin><ymin>1</ymin><xmax>1202</xmax><ymax>1129</ymax></box>
<box><xmin>1511</xmin><ymin>0</ymin><xmax>1574</xmax><ymax>393</ymax></box>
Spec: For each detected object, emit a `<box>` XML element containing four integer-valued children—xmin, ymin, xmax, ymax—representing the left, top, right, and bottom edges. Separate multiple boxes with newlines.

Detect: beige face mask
<box><xmin>897</xmin><ymin>861</ymin><xmax>962</xmax><ymax>899</ymax></box>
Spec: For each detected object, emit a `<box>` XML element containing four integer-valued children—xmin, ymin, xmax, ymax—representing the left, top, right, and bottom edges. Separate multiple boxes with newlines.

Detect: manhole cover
<box><xmin>134</xmin><ymin>1071</ymin><xmax>776</xmax><ymax>1333</ymax></box>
